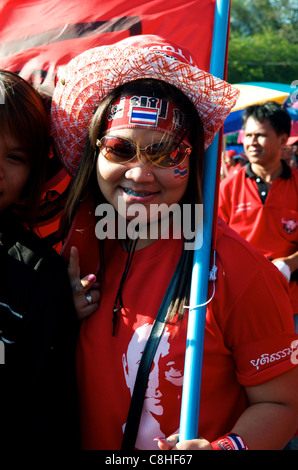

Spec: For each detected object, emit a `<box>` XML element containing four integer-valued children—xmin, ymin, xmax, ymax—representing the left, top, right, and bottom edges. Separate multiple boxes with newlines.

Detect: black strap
<box><xmin>121</xmin><ymin>253</ymin><xmax>184</xmax><ymax>450</ymax></box>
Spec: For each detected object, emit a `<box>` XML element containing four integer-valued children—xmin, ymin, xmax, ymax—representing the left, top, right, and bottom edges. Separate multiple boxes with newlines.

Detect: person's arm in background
<box><xmin>272</xmin><ymin>249</ymin><xmax>298</xmax><ymax>282</ymax></box>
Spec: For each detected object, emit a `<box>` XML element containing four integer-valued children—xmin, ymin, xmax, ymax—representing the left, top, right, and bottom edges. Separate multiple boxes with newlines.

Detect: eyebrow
<box><xmin>2</xmin><ymin>144</ymin><xmax>28</xmax><ymax>154</ymax></box>
<box><xmin>7</xmin><ymin>145</ymin><xmax>27</xmax><ymax>151</ymax></box>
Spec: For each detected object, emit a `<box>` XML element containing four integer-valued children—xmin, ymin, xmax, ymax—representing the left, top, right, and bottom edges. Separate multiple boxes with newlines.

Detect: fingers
<box><xmin>74</xmin><ymin>273</ymin><xmax>97</xmax><ymax>295</ymax></box>
<box><xmin>68</xmin><ymin>246</ymin><xmax>81</xmax><ymax>286</ymax></box>
<box><xmin>155</xmin><ymin>434</ymin><xmax>212</xmax><ymax>450</ymax></box>
<box><xmin>155</xmin><ymin>434</ymin><xmax>179</xmax><ymax>450</ymax></box>
<box><xmin>69</xmin><ymin>245</ymin><xmax>98</xmax><ymax>294</ymax></box>
<box><xmin>73</xmin><ymin>284</ymin><xmax>101</xmax><ymax>321</ymax></box>
<box><xmin>69</xmin><ymin>246</ymin><xmax>100</xmax><ymax>320</ymax></box>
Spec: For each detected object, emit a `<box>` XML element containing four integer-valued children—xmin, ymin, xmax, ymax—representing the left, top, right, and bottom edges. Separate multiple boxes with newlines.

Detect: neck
<box><xmin>251</xmin><ymin>160</ymin><xmax>283</xmax><ymax>185</ymax></box>
<box><xmin>120</xmin><ymin>236</ymin><xmax>156</xmax><ymax>251</ymax></box>
<box><xmin>119</xmin><ymin>214</ymin><xmax>178</xmax><ymax>251</ymax></box>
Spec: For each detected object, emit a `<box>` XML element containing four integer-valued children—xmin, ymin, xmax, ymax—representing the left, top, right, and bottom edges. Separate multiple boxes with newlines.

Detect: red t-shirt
<box><xmin>218</xmin><ymin>164</ymin><xmax>298</xmax><ymax>313</ymax></box>
<box><xmin>63</xmin><ymin>198</ymin><xmax>298</xmax><ymax>450</ymax></box>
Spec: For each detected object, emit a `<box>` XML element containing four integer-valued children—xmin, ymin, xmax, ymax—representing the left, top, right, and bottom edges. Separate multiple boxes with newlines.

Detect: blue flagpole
<box><xmin>179</xmin><ymin>0</ymin><xmax>231</xmax><ymax>442</ymax></box>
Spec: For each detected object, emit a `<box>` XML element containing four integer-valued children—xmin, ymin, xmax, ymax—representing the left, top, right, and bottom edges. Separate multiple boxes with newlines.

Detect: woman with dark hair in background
<box><xmin>0</xmin><ymin>70</ymin><xmax>79</xmax><ymax>449</ymax></box>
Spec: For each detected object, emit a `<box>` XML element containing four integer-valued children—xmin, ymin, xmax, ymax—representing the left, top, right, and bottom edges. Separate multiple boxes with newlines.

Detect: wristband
<box><xmin>272</xmin><ymin>260</ymin><xmax>291</xmax><ymax>282</ymax></box>
<box><xmin>211</xmin><ymin>433</ymin><xmax>249</xmax><ymax>450</ymax></box>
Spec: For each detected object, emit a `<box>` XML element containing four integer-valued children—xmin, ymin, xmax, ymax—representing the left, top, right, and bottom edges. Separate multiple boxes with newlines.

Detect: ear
<box><xmin>280</xmin><ymin>133</ymin><xmax>289</xmax><ymax>147</ymax></box>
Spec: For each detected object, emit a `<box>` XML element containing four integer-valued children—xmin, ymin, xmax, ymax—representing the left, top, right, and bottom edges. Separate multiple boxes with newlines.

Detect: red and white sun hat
<box><xmin>51</xmin><ymin>34</ymin><xmax>239</xmax><ymax>176</ymax></box>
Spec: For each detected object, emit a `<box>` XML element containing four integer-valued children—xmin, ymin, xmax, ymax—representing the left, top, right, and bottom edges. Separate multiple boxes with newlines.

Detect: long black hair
<box><xmin>62</xmin><ymin>78</ymin><xmax>205</xmax><ymax>324</ymax></box>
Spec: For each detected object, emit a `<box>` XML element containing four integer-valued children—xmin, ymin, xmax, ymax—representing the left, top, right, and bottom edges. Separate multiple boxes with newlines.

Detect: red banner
<box><xmin>0</xmin><ymin>0</ymin><xmax>216</xmax><ymax>91</ymax></box>
<box><xmin>0</xmin><ymin>0</ymin><xmax>218</xmax><ymax>242</ymax></box>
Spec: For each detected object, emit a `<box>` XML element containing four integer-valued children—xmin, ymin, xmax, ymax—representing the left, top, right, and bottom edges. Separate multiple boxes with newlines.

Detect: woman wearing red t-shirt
<box><xmin>51</xmin><ymin>35</ymin><xmax>298</xmax><ymax>450</ymax></box>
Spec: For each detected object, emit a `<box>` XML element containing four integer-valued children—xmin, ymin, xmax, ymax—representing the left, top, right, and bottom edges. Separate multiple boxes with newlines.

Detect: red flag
<box><xmin>0</xmin><ymin>0</ymin><xmax>216</xmax><ymax>89</ymax></box>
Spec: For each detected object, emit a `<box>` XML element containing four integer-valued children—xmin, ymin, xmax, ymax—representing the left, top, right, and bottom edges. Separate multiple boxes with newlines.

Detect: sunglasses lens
<box><xmin>146</xmin><ymin>143</ymin><xmax>189</xmax><ymax>168</ymax></box>
<box><xmin>99</xmin><ymin>136</ymin><xmax>135</xmax><ymax>162</ymax></box>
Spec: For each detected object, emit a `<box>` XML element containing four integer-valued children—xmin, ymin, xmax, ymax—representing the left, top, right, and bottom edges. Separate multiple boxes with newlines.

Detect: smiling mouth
<box><xmin>122</xmin><ymin>187</ymin><xmax>156</xmax><ymax>198</ymax></box>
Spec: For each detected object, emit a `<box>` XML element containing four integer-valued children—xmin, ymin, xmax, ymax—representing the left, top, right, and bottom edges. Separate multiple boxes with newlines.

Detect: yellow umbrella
<box><xmin>224</xmin><ymin>83</ymin><xmax>291</xmax><ymax>134</ymax></box>
<box><xmin>232</xmin><ymin>83</ymin><xmax>289</xmax><ymax>111</ymax></box>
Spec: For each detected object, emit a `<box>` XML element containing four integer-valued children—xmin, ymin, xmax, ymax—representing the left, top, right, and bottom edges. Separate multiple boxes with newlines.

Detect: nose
<box><xmin>124</xmin><ymin>164</ymin><xmax>155</xmax><ymax>182</ymax></box>
<box><xmin>249</xmin><ymin>134</ymin><xmax>259</xmax><ymax>145</ymax></box>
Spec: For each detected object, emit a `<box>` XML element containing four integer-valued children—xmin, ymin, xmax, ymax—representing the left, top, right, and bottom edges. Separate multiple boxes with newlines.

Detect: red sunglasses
<box><xmin>96</xmin><ymin>135</ymin><xmax>192</xmax><ymax>168</ymax></box>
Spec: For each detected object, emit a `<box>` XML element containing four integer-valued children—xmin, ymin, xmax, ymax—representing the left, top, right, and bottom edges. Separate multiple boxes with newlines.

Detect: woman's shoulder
<box><xmin>1</xmin><ymin>213</ymin><xmax>66</xmax><ymax>272</ymax></box>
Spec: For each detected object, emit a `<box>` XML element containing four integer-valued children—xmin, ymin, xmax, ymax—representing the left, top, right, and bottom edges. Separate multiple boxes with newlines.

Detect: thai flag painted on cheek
<box><xmin>174</xmin><ymin>166</ymin><xmax>188</xmax><ymax>179</ymax></box>
<box><xmin>130</xmin><ymin>107</ymin><xmax>159</xmax><ymax>126</ymax></box>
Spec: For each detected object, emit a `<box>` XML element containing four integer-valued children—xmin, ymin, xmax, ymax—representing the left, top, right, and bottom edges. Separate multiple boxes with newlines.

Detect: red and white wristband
<box><xmin>211</xmin><ymin>433</ymin><xmax>249</xmax><ymax>450</ymax></box>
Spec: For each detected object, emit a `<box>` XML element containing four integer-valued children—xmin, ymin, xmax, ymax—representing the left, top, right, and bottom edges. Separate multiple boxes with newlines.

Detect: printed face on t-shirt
<box><xmin>122</xmin><ymin>323</ymin><xmax>184</xmax><ymax>446</ymax></box>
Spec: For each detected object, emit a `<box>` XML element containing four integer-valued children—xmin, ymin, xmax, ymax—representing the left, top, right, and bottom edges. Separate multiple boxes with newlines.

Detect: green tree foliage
<box><xmin>227</xmin><ymin>0</ymin><xmax>298</xmax><ymax>84</ymax></box>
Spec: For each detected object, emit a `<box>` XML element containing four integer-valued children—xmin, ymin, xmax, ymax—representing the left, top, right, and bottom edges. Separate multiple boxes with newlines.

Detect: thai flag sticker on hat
<box><xmin>130</xmin><ymin>106</ymin><xmax>159</xmax><ymax>127</ymax></box>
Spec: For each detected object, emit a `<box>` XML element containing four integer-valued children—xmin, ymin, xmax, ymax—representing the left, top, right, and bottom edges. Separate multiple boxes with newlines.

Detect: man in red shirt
<box><xmin>219</xmin><ymin>101</ymin><xmax>298</xmax><ymax>329</ymax></box>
